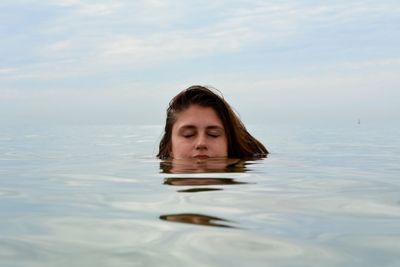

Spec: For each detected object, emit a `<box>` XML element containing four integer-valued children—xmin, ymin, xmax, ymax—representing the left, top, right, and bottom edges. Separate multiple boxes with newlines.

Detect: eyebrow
<box><xmin>178</xmin><ymin>125</ymin><xmax>224</xmax><ymax>130</ymax></box>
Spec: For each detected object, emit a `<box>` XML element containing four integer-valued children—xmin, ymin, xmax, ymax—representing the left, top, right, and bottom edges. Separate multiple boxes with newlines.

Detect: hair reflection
<box><xmin>164</xmin><ymin>177</ymin><xmax>247</xmax><ymax>193</ymax></box>
<box><xmin>164</xmin><ymin>177</ymin><xmax>246</xmax><ymax>186</ymax></box>
<box><xmin>176</xmin><ymin>187</ymin><xmax>222</xmax><ymax>193</ymax></box>
<box><xmin>159</xmin><ymin>213</ymin><xmax>236</xmax><ymax>228</ymax></box>
<box><xmin>160</xmin><ymin>158</ymin><xmax>253</xmax><ymax>174</ymax></box>
<box><xmin>159</xmin><ymin>158</ymin><xmax>260</xmax><ymax>228</ymax></box>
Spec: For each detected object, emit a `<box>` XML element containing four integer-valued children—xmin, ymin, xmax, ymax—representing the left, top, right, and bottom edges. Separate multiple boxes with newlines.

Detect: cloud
<box><xmin>3</xmin><ymin>0</ymin><xmax>400</xmax><ymax>79</ymax></box>
<box><xmin>1</xmin><ymin>0</ymin><xmax>399</xmax><ymax>125</ymax></box>
<box><xmin>0</xmin><ymin>68</ymin><xmax>18</xmax><ymax>75</ymax></box>
<box><xmin>49</xmin><ymin>0</ymin><xmax>123</xmax><ymax>16</ymax></box>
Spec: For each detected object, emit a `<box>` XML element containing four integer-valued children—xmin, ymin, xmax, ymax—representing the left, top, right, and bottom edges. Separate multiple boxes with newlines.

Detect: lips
<box><xmin>193</xmin><ymin>155</ymin><xmax>209</xmax><ymax>159</ymax></box>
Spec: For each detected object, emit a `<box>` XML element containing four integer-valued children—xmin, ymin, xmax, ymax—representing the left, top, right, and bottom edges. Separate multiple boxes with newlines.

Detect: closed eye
<box><xmin>207</xmin><ymin>130</ymin><xmax>223</xmax><ymax>138</ymax></box>
<box><xmin>180</xmin><ymin>129</ymin><xmax>196</xmax><ymax>138</ymax></box>
<box><xmin>208</xmin><ymin>133</ymin><xmax>220</xmax><ymax>138</ymax></box>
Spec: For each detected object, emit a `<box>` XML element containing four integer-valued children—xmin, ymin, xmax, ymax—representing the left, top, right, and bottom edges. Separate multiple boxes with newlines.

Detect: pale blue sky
<box><xmin>1</xmin><ymin>0</ymin><xmax>399</xmax><ymax>125</ymax></box>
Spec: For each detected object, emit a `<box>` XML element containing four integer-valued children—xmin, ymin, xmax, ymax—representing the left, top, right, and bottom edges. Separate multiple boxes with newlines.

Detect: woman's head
<box><xmin>157</xmin><ymin>85</ymin><xmax>268</xmax><ymax>159</ymax></box>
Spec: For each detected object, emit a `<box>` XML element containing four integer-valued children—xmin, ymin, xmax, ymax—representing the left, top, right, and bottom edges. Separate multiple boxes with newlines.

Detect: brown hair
<box><xmin>157</xmin><ymin>85</ymin><xmax>268</xmax><ymax>159</ymax></box>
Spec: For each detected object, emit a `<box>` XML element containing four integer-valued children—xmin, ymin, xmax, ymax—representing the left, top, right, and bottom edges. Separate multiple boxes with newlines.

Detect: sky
<box><xmin>1</xmin><ymin>0</ymin><xmax>399</xmax><ymax>126</ymax></box>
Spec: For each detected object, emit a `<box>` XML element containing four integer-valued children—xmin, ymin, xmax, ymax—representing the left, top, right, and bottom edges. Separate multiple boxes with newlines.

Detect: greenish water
<box><xmin>0</xmin><ymin>124</ymin><xmax>399</xmax><ymax>266</ymax></box>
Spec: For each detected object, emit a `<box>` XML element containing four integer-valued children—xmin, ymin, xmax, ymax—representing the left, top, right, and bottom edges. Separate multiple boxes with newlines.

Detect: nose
<box><xmin>195</xmin><ymin>134</ymin><xmax>208</xmax><ymax>150</ymax></box>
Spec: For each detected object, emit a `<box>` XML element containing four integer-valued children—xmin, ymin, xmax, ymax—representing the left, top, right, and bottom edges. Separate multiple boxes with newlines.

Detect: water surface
<box><xmin>1</xmin><ymin>123</ymin><xmax>399</xmax><ymax>266</ymax></box>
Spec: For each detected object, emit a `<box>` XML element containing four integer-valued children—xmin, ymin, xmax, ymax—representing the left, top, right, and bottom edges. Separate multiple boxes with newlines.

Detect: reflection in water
<box><xmin>164</xmin><ymin>177</ymin><xmax>248</xmax><ymax>193</ymax></box>
<box><xmin>161</xmin><ymin>177</ymin><xmax>247</xmax><ymax>227</ymax></box>
<box><xmin>177</xmin><ymin>188</ymin><xmax>222</xmax><ymax>193</ymax></box>
<box><xmin>160</xmin><ymin>158</ymin><xmax>251</xmax><ymax>173</ymax></box>
<box><xmin>164</xmin><ymin>177</ymin><xmax>247</xmax><ymax>186</ymax></box>
<box><xmin>159</xmin><ymin>213</ymin><xmax>236</xmax><ymax>228</ymax></box>
<box><xmin>160</xmin><ymin>158</ymin><xmax>258</xmax><ymax>228</ymax></box>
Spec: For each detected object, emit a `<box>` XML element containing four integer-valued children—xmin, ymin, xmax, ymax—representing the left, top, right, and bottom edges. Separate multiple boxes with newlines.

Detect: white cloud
<box><xmin>46</xmin><ymin>40</ymin><xmax>72</xmax><ymax>51</ymax></box>
<box><xmin>331</xmin><ymin>58</ymin><xmax>400</xmax><ymax>71</ymax></box>
<box><xmin>1</xmin><ymin>0</ymin><xmax>399</xmax><ymax>125</ymax></box>
<box><xmin>4</xmin><ymin>0</ymin><xmax>398</xmax><ymax>78</ymax></box>
<box><xmin>0</xmin><ymin>68</ymin><xmax>18</xmax><ymax>75</ymax></box>
<box><xmin>50</xmin><ymin>0</ymin><xmax>122</xmax><ymax>16</ymax></box>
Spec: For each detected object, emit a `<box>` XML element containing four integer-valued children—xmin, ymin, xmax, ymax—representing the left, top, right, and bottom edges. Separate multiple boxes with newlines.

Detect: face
<box><xmin>171</xmin><ymin>105</ymin><xmax>228</xmax><ymax>159</ymax></box>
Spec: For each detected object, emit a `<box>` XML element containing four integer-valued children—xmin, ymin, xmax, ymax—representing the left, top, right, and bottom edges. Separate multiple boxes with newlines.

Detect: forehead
<box><xmin>173</xmin><ymin>105</ymin><xmax>224</xmax><ymax>129</ymax></box>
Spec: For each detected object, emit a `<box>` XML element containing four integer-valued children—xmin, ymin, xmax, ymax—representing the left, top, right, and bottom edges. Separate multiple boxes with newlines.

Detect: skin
<box><xmin>171</xmin><ymin>105</ymin><xmax>228</xmax><ymax>159</ymax></box>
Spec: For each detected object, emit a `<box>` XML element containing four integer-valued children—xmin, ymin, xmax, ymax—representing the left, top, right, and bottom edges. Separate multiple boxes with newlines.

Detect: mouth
<box><xmin>193</xmin><ymin>155</ymin><xmax>210</xmax><ymax>159</ymax></box>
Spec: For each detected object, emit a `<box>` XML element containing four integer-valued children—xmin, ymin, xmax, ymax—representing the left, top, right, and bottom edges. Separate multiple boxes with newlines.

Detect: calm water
<box><xmin>1</xmin><ymin>123</ymin><xmax>399</xmax><ymax>267</ymax></box>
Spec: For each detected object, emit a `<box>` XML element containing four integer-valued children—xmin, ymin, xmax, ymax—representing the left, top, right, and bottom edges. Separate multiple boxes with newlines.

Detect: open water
<box><xmin>0</xmin><ymin>123</ymin><xmax>399</xmax><ymax>266</ymax></box>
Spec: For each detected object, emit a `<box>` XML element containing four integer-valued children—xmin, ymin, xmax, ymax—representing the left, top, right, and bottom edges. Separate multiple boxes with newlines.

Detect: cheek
<box><xmin>222</xmin><ymin>137</ymin><xmax>229</xmax><ymax>155</ymax></box>
<box><xmin>171</xmin><ymin>137</ymin><xmax>191</xmax><ymax>157</ymax></box>
<box><xmin>213</xmin><ymin>138</ymin><xmax>228</xmax><ymax>155</ymax></box>
<box><xmin>222</xmin><ymin>141</ymin><xmax>228</xmax><ymax>154</ymax></box>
